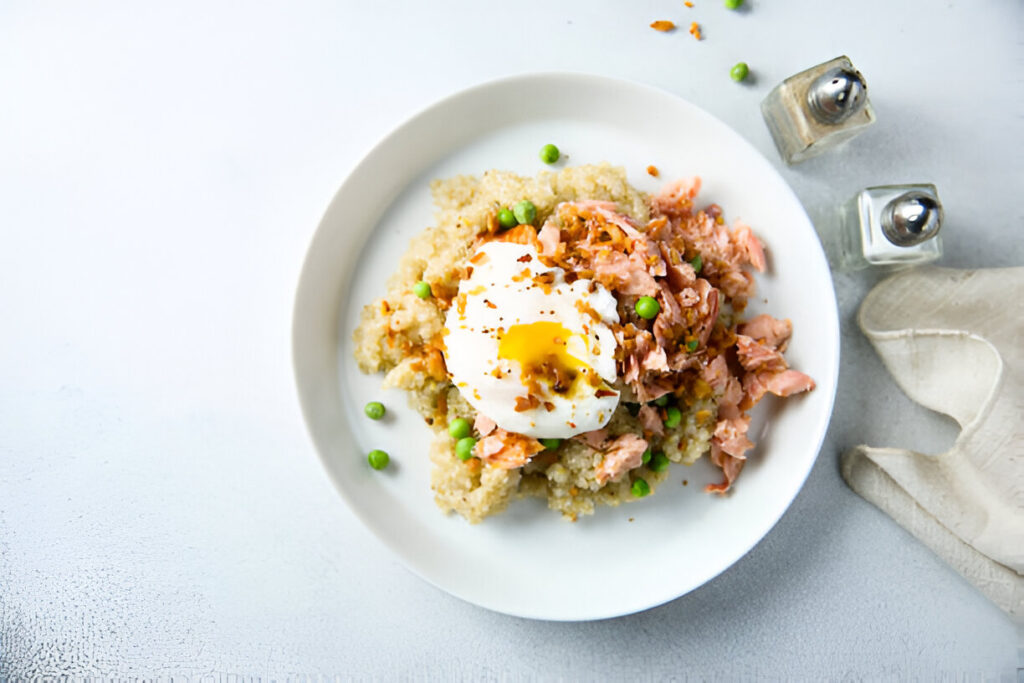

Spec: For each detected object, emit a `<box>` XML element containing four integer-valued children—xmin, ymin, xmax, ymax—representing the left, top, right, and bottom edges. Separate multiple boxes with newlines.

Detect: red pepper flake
<box><xmin>646</xmin><ymin>165</ymin><xmax>660</xmax><ymax>177</ymax></box>
<box><xmin>515</xmin><ymin>395</ymin><xmax>540</xmax><ymax>412</ymax></box>
<box><xmin>688</xmin><ymin>21</ymin><xmax>702</xmax><ymax>40</ymax></box>
<box><xmin>650</xmin><ymin>20</ymin><xmax>676</xmax><ymax>32</ymax></box>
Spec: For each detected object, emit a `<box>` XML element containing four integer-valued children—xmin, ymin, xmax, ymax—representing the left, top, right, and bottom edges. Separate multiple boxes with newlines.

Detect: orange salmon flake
<box><xmin>647</xmin><ymin>165</ymin><xmax>660</xmax><ymax>177</ymax></box>
<box><xmin>650</xmin><ymin>20</ymin><xmax>676</xmax><ymax>32</ymax></box>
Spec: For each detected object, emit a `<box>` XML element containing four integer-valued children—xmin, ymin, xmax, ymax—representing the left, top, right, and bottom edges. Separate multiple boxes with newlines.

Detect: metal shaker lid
<box><xmin>807</xmin><ymin>66</ymin><xmax>868</xmax><ymax>124</ymax></box>
<box><xmin>881</xmin><ymin>191</ymin><xmax>944</xmax><ymax>246</ymax></box>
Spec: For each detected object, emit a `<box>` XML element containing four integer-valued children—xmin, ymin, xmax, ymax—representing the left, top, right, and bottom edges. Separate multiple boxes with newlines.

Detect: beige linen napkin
<box><xmin>840</xmin><ymin>267</ymin><xmax>1024</xmax><ymax>621</ymax></box>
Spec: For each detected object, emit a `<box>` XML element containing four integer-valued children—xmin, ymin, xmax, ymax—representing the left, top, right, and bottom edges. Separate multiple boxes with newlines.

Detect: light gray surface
<box><xmin>0</xmin><ymin>0</ymin><xmax>1020</xmax><ymax>678</ymax></box>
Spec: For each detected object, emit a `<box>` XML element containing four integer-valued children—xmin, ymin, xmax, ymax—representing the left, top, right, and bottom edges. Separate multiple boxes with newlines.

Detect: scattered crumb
<box><xmin>683</xmin><ymin>479</ymin><xmax>689</xmax><ymax>486</ymax></box>
<box><xmin>689</xmin><ymin>21</ymin><xmax>702</xmax><ymax>40</ymax></box>
<box><xmin>646</xmin><ymin>165</ymin><xmax>660</xmax><ymax>177</ymax></box>
<box><xmin>650</xmin><ymin>20</ymin><xmax>676</xmax><ymax>32</ymax></box>
<box><xmin>629</xmin><ymin>517</ymin><xmax>635</xmax><ymax>522</ymax></box>
<box><xmin>684</xmin><ymin>1</ymin><xmax>694</xmax><ymax>6</ymax></box>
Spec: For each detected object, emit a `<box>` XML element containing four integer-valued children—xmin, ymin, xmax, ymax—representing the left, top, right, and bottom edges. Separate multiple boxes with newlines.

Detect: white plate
<box><xmin>293</xmin><ymin>73</ymin><xmax>839</xmax><ymax>621</ymax></box>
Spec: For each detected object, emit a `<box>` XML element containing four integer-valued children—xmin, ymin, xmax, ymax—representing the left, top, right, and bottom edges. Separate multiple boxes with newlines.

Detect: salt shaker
<box><xmin>834</xmin><ymin>184</ymin><xmax>944</xmax><ymax>271</ymax></box>
<box><xmin>761</xmin><ymin>55</ymin><xmax>876</xmax><ymax>164</ymax></box>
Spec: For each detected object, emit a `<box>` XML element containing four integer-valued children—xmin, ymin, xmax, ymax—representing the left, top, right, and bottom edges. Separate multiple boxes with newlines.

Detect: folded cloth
<box><xmin>840</xmin><ymin>267</ymin><xmax>1024</xmax><ymax>621</ymax></box>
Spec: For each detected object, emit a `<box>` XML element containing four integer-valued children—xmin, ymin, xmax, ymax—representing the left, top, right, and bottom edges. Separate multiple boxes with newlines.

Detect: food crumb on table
<box><xmin>650</xmin><ymin>20</ymin><xmax>676</xmax><ymax>32</ymax></box>
<box><xmin>646</xmin><ymin>165</ymin><xmax>660</xmax><ymax>177</ymax></box>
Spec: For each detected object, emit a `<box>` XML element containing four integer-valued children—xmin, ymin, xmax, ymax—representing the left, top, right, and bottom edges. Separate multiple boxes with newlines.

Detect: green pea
<box><xmin>541</xmin><ymin>438</ymin><xmax>562</xmax><ymax>450</ymax></box>
<box><xmin>690</xmin><ymin>254</ymin><xmax>703</xmax><ymax>273</ymax></box>
<box><xmin>497</xmin><ymin>207</ymin><xmax>517</xmax><ymax>229</ymax></box>
<box><xmin>455</xmin><ymin>436</ymin><xmax>477</xmax><ymax>461</ymax></box>
<box><xmin>635</xmin><ymin>296</ymin><xmax>660</xmax><ymax>320</ymax></box>
<box><xmin>367</xmin><ymin>449</ymin><xmax>390</xmax><ymax>470</ymax></box>
<box><xmin>664</xmin><ymin>406</ymin><xmax>682</xmax><ymax>429</ymax></box>
<box><xmin>730</xmin><ymin>62</ymin><xmax>749</xmax><ymax>82</ymax></box>
<box><xmin>539</xmin><ymin>143</ymin><xmax>560</xmax><ymax>164</ymax></box>
<box><xmin>650</xmin><ymin>451</ymin><xmax>670</xmax><ymax>473</ymax></box>
<box><xmin>724</xmin><ymin>0</ymin><xmax>743</xmax><ymax>9</ymax></box>
<box><xmin>412</xmin><ymin>281</ymin><xmax>432</xmax><ymax>299</ymax></box>
<box><xmin>364</xmin><ymin>401</ymin><xmax>385</xmax><ymax>420</ymax></box>
<box><xmin>513</xmin><ymin>200</ymin><xmax>537</xmax><ymax>225</ymax></box>
<box><xmin>641</xmin><ymin>449</ymin><xmax>652</xmax><ymax>465</ymax></box>
<box><xmin>631</xmin><ymin>478</ymin><xmax>651</xmax><ymax>497</ymax></box>
<box><xmin>686</xmin><ymin>339</ymin><xmax>699</xmax><ymax>352</ymax></box>
<box><xmin>448</xmin><ymin>417</ymin><xmax>472</xmax><ymax>439</ymax></box>
<box><xmin>653</xmin><ymin>395</ymin><xmax>670</xmax><ymax>407</ymax></box>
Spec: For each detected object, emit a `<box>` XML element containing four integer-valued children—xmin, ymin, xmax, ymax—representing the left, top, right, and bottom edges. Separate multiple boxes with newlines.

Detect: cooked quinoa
<box><xmin>353</xmin><ymin>164</ymin><xmax>716</xmax><ymax>523</ymax></box>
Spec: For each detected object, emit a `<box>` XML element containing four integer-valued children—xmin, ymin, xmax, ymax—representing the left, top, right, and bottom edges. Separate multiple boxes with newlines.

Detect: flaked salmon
<box><xmin>595</xmin><ymin>433</ymin><xmax>649</xmax><ymax>484</ymax></box>
<box><xmin>476</xmin><ymin>428</ymin><xmax>545</xmax><ymax>469</ymax></box>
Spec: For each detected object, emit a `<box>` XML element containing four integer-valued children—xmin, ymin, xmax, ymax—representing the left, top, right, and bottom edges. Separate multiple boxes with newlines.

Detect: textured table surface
<box><xmin>1</xmin><ymin>0</ymin><xmax>1021</xmax><ymax>678</ymax></box>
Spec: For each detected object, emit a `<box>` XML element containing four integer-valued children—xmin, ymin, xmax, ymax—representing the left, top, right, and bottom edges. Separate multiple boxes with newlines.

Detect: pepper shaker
<box><xmin>834</xmin><ymin>184</ymin><xmax>944</xmax><ymax>271</ymax></box>
<box><xmin>761</xmin><ymin>55</ymin><xmax>876</xmax><ymax>164</ymax></box>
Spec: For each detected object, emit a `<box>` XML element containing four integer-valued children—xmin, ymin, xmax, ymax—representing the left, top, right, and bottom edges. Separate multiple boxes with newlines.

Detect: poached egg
<box><xmin>443</xmin><ymin>241</ymin><xmax>620</xmax><ymax>438</ymax></box>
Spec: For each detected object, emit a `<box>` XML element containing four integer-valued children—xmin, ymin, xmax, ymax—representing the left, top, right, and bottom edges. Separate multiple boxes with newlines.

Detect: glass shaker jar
<box><xmin>833</xmin><ymin>184</ymin><xmax>944</xmax><ymax>271</ymax></box>
<box><xmin>762</xmin><ymin>55</ymin><xmax>876</xmax><ymax>164</ymax></box>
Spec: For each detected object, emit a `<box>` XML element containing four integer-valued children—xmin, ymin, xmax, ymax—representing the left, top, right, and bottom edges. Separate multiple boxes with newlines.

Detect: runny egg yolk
<box><xmin>497</xmin><ymin>321</ymin><xmax>591</xmax><ymax>394</ymax></box>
